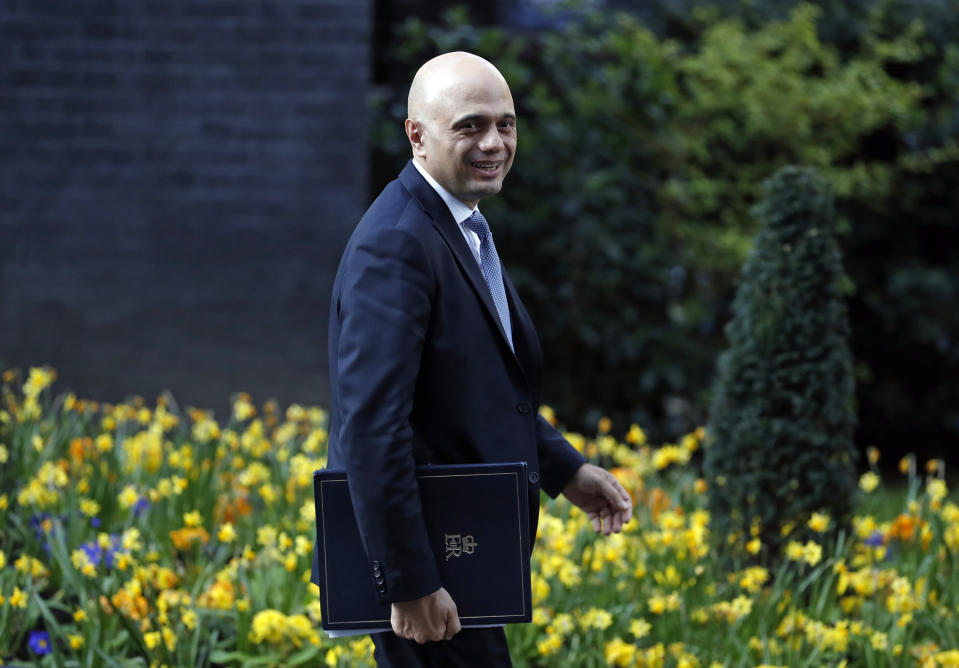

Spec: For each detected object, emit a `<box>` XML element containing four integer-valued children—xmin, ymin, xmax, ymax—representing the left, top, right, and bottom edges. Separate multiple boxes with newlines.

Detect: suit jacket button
<box><xmin>528</xmin><ymin>471</ymin><xmax>540</xmax><ymax>485</ymax></box>
<box><xmin>371</xmin><ymin>560</ymin><xmax>381</xmax><ymax>569</ymax></box>
<box><xmin>516</xmin><ymin>402</ymin><xmax>530</xmax><ymax>414</ymax></box>
<box><xmin>375</xmin><ymin>575</ymin><xmax>385</xmax><ymax>585</ymax></box>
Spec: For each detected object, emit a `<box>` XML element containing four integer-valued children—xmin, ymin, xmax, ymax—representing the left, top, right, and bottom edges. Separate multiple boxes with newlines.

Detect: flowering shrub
<box><xmin>0</xmin><ymin>367</ymin><xmax>957</xmax><ymax>666</ymax></box>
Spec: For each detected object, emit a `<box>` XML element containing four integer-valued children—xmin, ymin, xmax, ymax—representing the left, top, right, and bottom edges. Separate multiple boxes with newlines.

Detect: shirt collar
<box><xmin>411</xmin><ymin>158</ymin><xmax>477</xmax><ymax>225</ymax></box>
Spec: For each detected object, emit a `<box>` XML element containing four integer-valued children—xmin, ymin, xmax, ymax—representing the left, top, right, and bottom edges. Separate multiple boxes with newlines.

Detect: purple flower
<box><xmin>133</xmin><ymin>498</ymin><xmax>151</xmax><ymax>517</ymax></box>
<box><xmin>79</xmin><ymin>534</ymin><xmax>123</xmax><ymax>569</ymax></box>
<box><xmin>28</xmin><ymin>630</ymin><xmax>51</xmax><ymax>655</ymax></box>
<box><xmin>29</xmin><ymin>512</ymin><xmax>57</xmax><ymax>554</ymax></box>
<box><xmin>863</xmin><ymin>530</ymin><xmax>894</xmax><ymax>560</ymax></box>
<box><xmin>29</xmin><ymin>513</ymin><xmax>53</xmax><ymax>539</ymax></box>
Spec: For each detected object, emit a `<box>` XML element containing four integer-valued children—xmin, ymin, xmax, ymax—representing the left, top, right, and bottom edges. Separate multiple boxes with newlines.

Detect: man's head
<box><xmin>405</xmin><ymin>52</ymin><xmax>516</xmax><ymax>208</ymax></box>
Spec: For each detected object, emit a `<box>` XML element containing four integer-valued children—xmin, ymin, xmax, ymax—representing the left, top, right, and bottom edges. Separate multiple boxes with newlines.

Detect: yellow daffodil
<box><xmin>605</xmin><ymin>637</ymin><xmax>637</xmax><ymax>667</ymax></box>
<box><xmin>118</xmin><ymin>485</ymin><xmax>139</xmax><ymax>509</ymax></box>
<box><xmin>928</xmin><ymin>479</ymin><xmax>947</xmax><ymax>502</ymax></box>
<box><xmin>9</xmin><ymin>586</ymin><xmax>28</xmax><ymax>608</ymax></box>
<box><xmin>859</xmin><ymin>472</ymin><xmax>880</xmax><ymax>493</ymax></box>
<box><xmin>626</xmin><ymin>423</ymin><xmax>646</xmax><ymax>445</ymax></box>
<box><xmin>808</xmin><ymin>512</ymin><xmax>830</xmax><ymax>533</ymax></box>
<box><xmin>218</xmin><ymin>522</ymin><xmax>237</xmax><ymax>543</ymax></box>
<box><xmin>630</xmin><ymin>618</ymin><xmax>652</xmax><ymax>639</ymax></box>
<box><xmin>899</xmin><ymin>456</ymin><xmax>913</xmax><ymax>475</ymax></box>
<box><xmin>537</xmin><ymin>632</ymin><xmax>563</xmax><ymax>656</ymax></box>
<box><xmin>579</xmin><ymin>607</ymin><xmax>613</xmax><ymax>630</ymax></box>
<box><xmin>802</xmin><ymin>541</ymin><xmax>823</xmax><ymax>566</ymax></box>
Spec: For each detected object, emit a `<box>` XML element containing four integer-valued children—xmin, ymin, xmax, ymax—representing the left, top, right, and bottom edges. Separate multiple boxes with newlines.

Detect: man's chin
<box><xmin>466</xmin><ymin>181</ymin><xmax>504</xmax><ymax>201</ymax></box>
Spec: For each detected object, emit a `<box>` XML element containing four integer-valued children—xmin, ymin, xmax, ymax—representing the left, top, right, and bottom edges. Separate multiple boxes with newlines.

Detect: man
<box><xmin>317</xmin><ymin>52</ymin><xmax>632</xmax><ymax>666</ymax></box>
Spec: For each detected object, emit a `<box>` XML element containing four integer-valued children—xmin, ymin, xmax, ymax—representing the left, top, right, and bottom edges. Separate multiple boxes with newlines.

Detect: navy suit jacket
<box><xmin>311</xmin><ymin>161</ymin><xmax>585</xmax><ymax>604</ymax></box>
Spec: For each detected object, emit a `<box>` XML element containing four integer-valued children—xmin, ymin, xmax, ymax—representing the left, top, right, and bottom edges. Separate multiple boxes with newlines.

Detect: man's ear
<box><xmin>405</xmin><ymin>119</ymin><xmax>427</xmax><ymax>158</ymax></box>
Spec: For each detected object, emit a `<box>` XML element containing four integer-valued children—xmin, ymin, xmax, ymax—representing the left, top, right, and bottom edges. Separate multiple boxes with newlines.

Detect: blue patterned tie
<box><xmin>463</xmin><ymin>210</ymin><xmax>513</xmax><ymax>350</ymax></box>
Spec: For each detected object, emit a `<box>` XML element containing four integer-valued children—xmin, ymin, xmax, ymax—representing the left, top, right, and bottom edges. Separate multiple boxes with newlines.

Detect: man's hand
<box><xmin>391</xmin><ymin>587</ymin><xmax>461</xmax><ymax>644</ymax></box>
<box><xmin>562</xmin><ymin>463</ymin><xmax>633</xmax><ymax>535</ymax></box>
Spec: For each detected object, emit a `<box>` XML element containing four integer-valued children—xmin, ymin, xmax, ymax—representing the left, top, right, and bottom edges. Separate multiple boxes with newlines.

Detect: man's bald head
<box><xmin>407</xmin><ymin>52</ymin><xmax>509</xmax><ymax>128</ymax></box>
<box><xmin>404</xmin><ymin>52</ymin><xmax>517</xmax><ymax>207</ymax></box>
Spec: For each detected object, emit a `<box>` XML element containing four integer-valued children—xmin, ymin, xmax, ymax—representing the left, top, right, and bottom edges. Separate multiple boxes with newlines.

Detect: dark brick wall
<box><xmin>0</xmin><ymin>0</ymin><xmax>371</xmax><ymax>412</ymax></box>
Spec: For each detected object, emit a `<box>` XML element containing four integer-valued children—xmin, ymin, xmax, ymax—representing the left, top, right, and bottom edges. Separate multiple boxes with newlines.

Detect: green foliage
<box><xmin>667</xmin><ymin>3</ymin><xmax>924</xmax><ymax>266</ymax></box>
<box><xmin>704</xmin><ymin>166</ymin><xmax>857</xmax><ymax>554</ymax></box>
<box><xmin>372</xmin><ymin>2</ymin><xmax>956</xmax><ymax>443</ymax></box>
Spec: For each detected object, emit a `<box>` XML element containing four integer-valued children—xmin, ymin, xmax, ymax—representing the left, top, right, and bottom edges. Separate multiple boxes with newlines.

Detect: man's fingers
<box><xmin>611</xmin><ymin>508</ymin><xmax>625</xmax><ymax>533</ymax></box>
<box><xmin>445</xmin><ymin>607</ymin><xmax>462</xmax><ymax>639</ymax></box>
<box><xmin>579</xmin><ymin>498</ymin><xmax>608</xmax><ymax>513</ymax></box>
<box><xmin>602</xmin><ymin>472</ymin><xmax>632</xmax><ymax>511</ymax></box>
<box><xmin>569</xmin><ymin>466</ymin><xmax>634</xmax><ymax>535</ymax></box>
<box><xmin>414</xmin><ymin>623</ymin><xmax>443</xmax><ymax>644</ymax></box>
<box><xmin>444</xmin><ymin>597</ymin><xmax>461</xmax><ymax>640</ymax></box>
<box><xmin>390</xmin><ymin>587</ymin><xmax>461</xmax><ymax>644</ymax></box>
<box><xmin>390</xmin><ymin>614</ymin><xmax>405</xmax><ymax>639</ymax></box>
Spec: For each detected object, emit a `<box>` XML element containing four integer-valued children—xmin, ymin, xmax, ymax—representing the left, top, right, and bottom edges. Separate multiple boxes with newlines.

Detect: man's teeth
<box><xmin>472</xmin><ymin>162</ymin><xmax>498</xmax><ymax>170</ymax></box>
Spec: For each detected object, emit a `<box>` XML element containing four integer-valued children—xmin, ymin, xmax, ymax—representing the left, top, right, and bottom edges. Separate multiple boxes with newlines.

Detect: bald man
<box><xmin>316</xmin><ymin>52</ymin><xmax>632</xmax><ymax>666</ymax></box>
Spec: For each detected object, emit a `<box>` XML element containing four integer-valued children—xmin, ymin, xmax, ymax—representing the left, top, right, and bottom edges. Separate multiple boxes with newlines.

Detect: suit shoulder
<box><xmin>350</xmin><ymin>179</ymin><xmax>436</xmax><ymax>245</ymax></box>
<box><xmin>334</xmin><ymin>180</ymin><xmax>441</xmax><ymax>281</ymax></box>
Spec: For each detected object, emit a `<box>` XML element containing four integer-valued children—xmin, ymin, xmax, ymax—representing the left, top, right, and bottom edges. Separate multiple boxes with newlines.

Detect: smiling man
<box><xmin>318</xmin><ymin>52</ymin><xmax>632</xmax><ymax>666</ymax></box>
<box><xmin>405</xmin><ymin>53</ymin><xmax>516</xmax><ymax>206</ymax></box>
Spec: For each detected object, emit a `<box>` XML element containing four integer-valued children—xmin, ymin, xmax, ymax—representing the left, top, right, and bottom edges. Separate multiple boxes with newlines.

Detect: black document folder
<box><xmin>312</xmin><ymin>462</ymin><xmax>532</xmax><ymax>634</ymax></box>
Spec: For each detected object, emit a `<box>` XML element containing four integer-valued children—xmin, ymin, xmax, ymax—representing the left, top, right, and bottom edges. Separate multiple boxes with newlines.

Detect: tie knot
<box><xmin>463</xmin><ymin>210</ymin><xmax>491</xmax><ymax>239</ymax></box>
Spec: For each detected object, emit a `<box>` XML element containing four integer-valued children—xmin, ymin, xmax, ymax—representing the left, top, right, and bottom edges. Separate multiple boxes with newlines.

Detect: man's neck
<box><xmin>411</xmin><ymin>158</ymin><xmax>477</xmax><ymax>223</ymax></box>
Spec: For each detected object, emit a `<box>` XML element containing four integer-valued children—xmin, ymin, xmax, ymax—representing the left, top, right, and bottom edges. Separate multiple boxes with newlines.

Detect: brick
<box><xmin>1</xmin><ymin>17</ymin><xmax>80</xmax><ymax>40</ymax></box>
<box><xmin>1</xmin><ymin>0</ymin><xmax>371</xmax><ymax>406</ymax></box>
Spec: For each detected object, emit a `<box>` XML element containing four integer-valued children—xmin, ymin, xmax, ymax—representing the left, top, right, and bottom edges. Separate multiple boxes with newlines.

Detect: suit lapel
<box><xmin>399</xmin><ymin>162</ymin><xmax>518</xmax><ymax>358</ymax></box>
<box><xmin>502</xmin><ymin>267</ymin><xmax>537</xmax><ymax>383</ymax></box>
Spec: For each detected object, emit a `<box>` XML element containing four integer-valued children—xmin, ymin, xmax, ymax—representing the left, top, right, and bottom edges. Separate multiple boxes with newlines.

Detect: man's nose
<box><xmin>477</xmin><ymin>125</ymin><xmax>505</xmax><ymax>152</ymax></box>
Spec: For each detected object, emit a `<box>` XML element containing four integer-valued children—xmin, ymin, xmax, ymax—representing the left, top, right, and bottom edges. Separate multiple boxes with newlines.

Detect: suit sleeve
<box><xmin>535</xmin><ymin>415</ymin><xmax>587</xmax><ymax>498</ymax></box>
<box><xmin>334</xmin><ymin>225</ymin><xmax>441</xmax><ymax>603</ymax></box>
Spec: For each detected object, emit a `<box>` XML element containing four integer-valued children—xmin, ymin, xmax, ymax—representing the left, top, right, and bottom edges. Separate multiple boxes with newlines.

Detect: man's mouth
<box><xmin>470</xmin><ymin>161</ymin><xmax>501</xmax><ymax>172</ymax></box>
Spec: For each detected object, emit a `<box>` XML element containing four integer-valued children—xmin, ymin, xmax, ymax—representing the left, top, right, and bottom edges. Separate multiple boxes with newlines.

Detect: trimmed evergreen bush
<box><xmin>704</xmin><ymin>166</ymin><xmax>857</xmax><ymax>555</ymax></box>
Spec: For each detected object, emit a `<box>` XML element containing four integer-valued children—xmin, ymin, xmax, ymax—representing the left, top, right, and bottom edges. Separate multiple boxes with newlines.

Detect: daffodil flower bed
<box><xmin>0</xmin><ymin>367</ymin><xmax>957</xmax><ymax>667</ymax></box>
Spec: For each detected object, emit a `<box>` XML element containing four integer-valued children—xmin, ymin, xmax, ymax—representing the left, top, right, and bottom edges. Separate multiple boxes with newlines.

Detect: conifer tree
<box><xmin>704</xmin><ymin>166</ymin><xmax>857</xmax><ymax>555</ymax></box>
